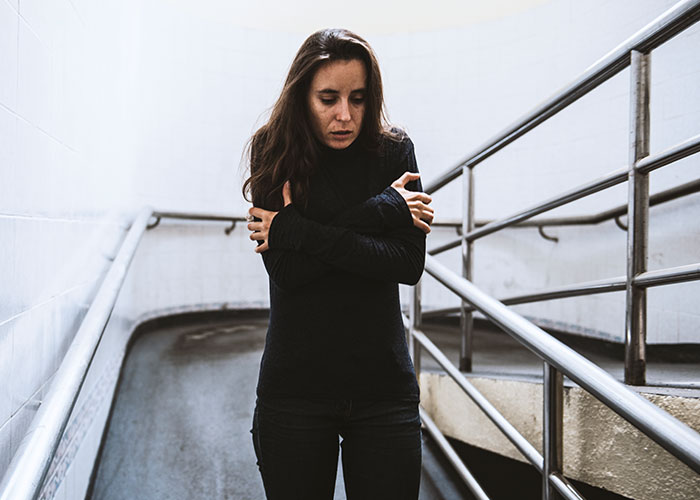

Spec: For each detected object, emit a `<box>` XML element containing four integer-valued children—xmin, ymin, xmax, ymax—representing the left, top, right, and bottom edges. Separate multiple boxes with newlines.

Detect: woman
<box><xmin>243</xmin><ymin>28</ymin><xmax>434</xmax><ymax>500</ymax></box>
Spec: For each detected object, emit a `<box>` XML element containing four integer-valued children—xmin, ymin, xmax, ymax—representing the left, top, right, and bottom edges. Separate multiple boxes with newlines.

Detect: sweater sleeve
<box><xmin>268</xmin><ymin>205</ymin><xmax>425</xmax><ymax>285</ymax></box>
<box><xmin>259</xmin><ymin>187</ymin><xmax>413</xmax><ymax>290</ymax></box>
<box><xmin>265</xmin><ymin>137</ymin><xmax>426</xmax><ymax>286</ymax></box>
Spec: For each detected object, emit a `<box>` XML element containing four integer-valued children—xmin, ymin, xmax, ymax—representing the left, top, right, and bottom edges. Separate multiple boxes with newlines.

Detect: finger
<box><xmin>408</xmin><ymin>202</ymin><xmax>434</xmax><ymax>215</ymax></box>
<box><xmin>391</xmin><ymin>172</ymin><xmax>420</xmax><ymax>188</ymax></box>
<box><xmin>249</xmin><ymin>231</ymin><xmax>266</xmax><ymax>241</ymax></box>
<box><xmin>247</xmin><ymin>222</ymin><xmax>263</xmax><ymax>231</ymax></box>
<box><xmin>411</xmin><ymin>208</ymin><xmax>434</xmax><ymax>225</ymax></box>
<box><xmin>283</xmin><ymin>180</ymin><xmax>293</xmax><ymax>207</ymax></box>
<box><xmin>249</xmin><ymin>207</ymin><xmax>268</xmax><ymax>219</ymax></box>
<box><xmin>413</xmin><ymin>218</ymin><xmax>431</xmax><ymax>234</ymax></box>
<box><xmin>255</xmin><ymin>241</ymin><xmax>269</xmax><ymax>253</ymax></box>
<box><xmin>404</xmin><ymin>192</ymin><xmax>432</xmax><ymax>205</ymax></box>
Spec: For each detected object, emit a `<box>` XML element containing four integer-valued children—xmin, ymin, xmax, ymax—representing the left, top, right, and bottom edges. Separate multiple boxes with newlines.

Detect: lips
<box><xmin>331</xmin><ymin>131</ymin><xmax>352</xmax><ymax>136</ymax></box>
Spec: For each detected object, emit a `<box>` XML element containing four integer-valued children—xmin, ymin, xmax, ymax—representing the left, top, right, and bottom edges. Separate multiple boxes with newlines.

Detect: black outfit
<box><xmin>251</xmin><ymin>133</ymin><xmax>425</xmax><ymax>500</ymax></box>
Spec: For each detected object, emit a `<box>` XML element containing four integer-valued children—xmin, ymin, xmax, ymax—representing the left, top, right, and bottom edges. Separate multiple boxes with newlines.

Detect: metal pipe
<box><xmin>625</xmin><ymin>50</ymin><xmax>651</xmax><ymax>386</ymax></box>
<box><xmin>152</xmin><ymin>211</ymin><xmax>245</xmax><ymax>223</ymax></box>
<box><xmin>0</xmin><ymin>207</ymin><xmax>154</xmax><ymax>500</ymax></box>
<box><xmin>429</xmin><ymin>176</ymin><xmax>700</xmax><ymax>244</ymax></box>
<box><xmin>460</xmin><ymin>166</ymin><xmax>475</xmax><ymax>371</ymax></box>
<box><xmin>483</xmin><ymin>276</ymin><xmax>627</xmax><ymax>309</ymax></box>
<box><xmin>543</xmin><ymin>363</ymin><xmax>566</xmax><ymax>500</ymax></box>
<box><xmin>428</xmin><ymin>237</ymin><xmax>462</xmax><ymax>256</ymax></box>
<box><xmin>422</xmin><ymin>261</ymin><xmax>700</xmax><ymax>317</ymax></box>
<box><xmin>634</xmin><ymin>262</ymin><xmax>700</xmax><ymax>287</ymax></box>
<box><xmin>423</xmin><ymin>255</ymin><xmax>700</xmax><ymax>474</ymax></box>
<box><xmin>549</xmin><ymin>474</ymin><xmax>586</xmax><ymax>500</ymax></box>
<box><xmin>423</xmin><ymin>0</ymin><xmax>700</xmax><ymax>195</ymax></box>
<box><xmin>408</xmin><ymin>325</ymin><xmax>545</xmax><ymax>471</ymax></box>
<box><xmin>419</xmin><ymin>407</ymin><xmax>491</xmax><ymax>500</ymax></box>
<box><xmin>464</xmin><ymin>169</ymin><xmax>629</xmax><ymax>242</ymax></box>
<box><xmin>636</xmin><ymin>132</ymin><xmax>700</xmax><ymax>174</ymax></box>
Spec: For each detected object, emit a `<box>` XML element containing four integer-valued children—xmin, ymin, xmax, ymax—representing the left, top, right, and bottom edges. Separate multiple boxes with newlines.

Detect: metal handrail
<box><xmin>428</xmin><ymin>172</ymin><xmax>700</xmax><ymax>255</ymax></box>
<box><xmin>0</xmin><ymin>209</ymin><xmax>241</xmax><ymax>500</ymax></box>
<box><xmin>423</xmin><ymin>1</ymin><xmax>700</xmax><ymax>195</ymax></box>
<box><xmin>419</xmin><ymin>0</ymin><xmax>700</xmax><ymax>388</ymax></box>
<box><xmin>410</xmin><ymin>323</ymin><xmax>585</xmax><ymax>500</ymax></box>
<box><xmin>420</xmin><ymin>260</ymin><xmax>700</xmax><ymax>316</ymax></box>
<box><xmin>412</xmin><ymin>4</ymin><xmax>700</xmax><ymax>489</ymax></box>
<box><xmin>420</xmin><ymin>255</ymin><xmax>700</xmax><ymax>473</ymax></box>
<box><xmin>0</xmin><ymin>207</ymin><xmax>153</xmax><ymax>500</ymax></box>
<box><xmin>419</xmin><ymin>407</ymin><xmax>490</xmax><ymax>500</ymax></box>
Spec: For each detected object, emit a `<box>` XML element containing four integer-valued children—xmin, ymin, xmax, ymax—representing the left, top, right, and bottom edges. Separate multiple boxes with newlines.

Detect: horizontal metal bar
<box><xmin>423</xmin><ymin>0</ymin><xmax>700</xmax><ymax>195</ymax></box>
<box><xmin>153</xmin><ymin>211</ymin><xmax>245</xmax><ymax>223</ymax></box>
<box><xmin>549</xmin><ymin>473</ymin><xmax>586</xmax><ymax>500</ymax></box>
<box><xmin>428</xmin><ymin>177</ymin><xmax>700</xmax><ymax>255</ymax></box>
<box><xmin>419</xmin><ymin>407</ymin><xmax>491</xmax><ymax>500</ymax></box>
<box><xmin>465</xmin><ymin>168</ymin><xmax>629</xmax><ymax>241</ymax></box>
<box><xmin>489</xmin><ymin>277</ymin><xmax>627</xmax><ymax>309</ymax></box>
<box><xmin>426</xmin><ymin>277</ymin><xmax>626</xmax><ymax>314</ymax></box>
<box><xmin>0</xmin><ymin>207</ymin><xmax>154</xmax><ymax>500</ymax></box>
<box><xmin>424</xmin><ymin>254</ymin><xmax>700</xmax><ymax>473</ymax></box>
<box><xmin>407</xmin><ymin>324</ymin><xmax>545</xmax><ymax>471</ymax></box>
<box><xmin>636</xmin><ymin>133</ymin><xmax>700</xmax><ymax>174</ymax></box>
<box><xmin>428</xmin><ymin>237</ymin><xmax>461</xmax><ymax>256</ymax></box>
<box><xmin>421</xmin><ymin>306</ymin><xmax>461</xmax><ymax>319</ymax></box>
<box><xmin>421</xmin><ymin>262</ymin><xmax>699</xmax><ymax>316</ymax></box>
<box><xmin>634</xmin><ymin>263</ymin><xmax>700</xmax><ymax>287</ymax></box>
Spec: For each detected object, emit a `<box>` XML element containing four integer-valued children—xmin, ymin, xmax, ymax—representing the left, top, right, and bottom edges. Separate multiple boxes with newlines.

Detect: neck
<box><xmin>319</xmin><ymin>137</ymin><xmax>361</xmax><ymax>158</ymax></box>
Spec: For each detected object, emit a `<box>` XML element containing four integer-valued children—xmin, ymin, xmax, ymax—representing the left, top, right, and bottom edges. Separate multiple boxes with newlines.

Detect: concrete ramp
<box><xmin>88</xmin><ymin>316</ymin><xmax>474</xmax><ymax>500</ymax></box>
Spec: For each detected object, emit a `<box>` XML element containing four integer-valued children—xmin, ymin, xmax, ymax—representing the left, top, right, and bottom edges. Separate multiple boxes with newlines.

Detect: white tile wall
<box><xmin>0</xmin><ymin>1</ymin><xmax>18</xmax><ymax>111</ymax></box>
<box><xmin>0</xmin><ymin>321</ymin><xmax>13</xmax><ymax>426</ymax></box>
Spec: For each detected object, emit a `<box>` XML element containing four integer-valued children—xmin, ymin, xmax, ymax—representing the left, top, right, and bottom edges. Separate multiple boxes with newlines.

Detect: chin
<box><xmin>326</xmin><ymin>135</ymin><xmax>357</xmax><ymax>149</ymax></box>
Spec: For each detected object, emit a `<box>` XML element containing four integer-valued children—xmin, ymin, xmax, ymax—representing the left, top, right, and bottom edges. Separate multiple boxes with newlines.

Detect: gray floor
<box><xmin>89</xmin><ymin>317</ymin><xmax>473</xmax><ymax>500</ymax></box>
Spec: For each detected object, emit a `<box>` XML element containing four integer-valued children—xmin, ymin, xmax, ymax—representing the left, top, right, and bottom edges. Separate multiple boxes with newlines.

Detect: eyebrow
<box><xmin>317</xmin><ymin>88</ymin><xmax>366</xmax><ymax>94</ymax></box>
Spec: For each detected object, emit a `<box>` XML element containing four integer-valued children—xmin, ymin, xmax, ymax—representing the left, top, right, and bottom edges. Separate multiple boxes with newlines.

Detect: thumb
<box><xmin>282</xmin><ymin>180</ymin><xmax>293</xmax><ymax>207</ymax></box>
<box><xmin>391</xmin><ymin>171</ymin><xmax>420</xmax><ymax>189</ymax></box>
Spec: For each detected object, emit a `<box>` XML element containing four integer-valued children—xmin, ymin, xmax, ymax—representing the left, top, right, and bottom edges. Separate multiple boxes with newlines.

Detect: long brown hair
<box><xmin>242</xmin><ymin>28</ymin><xmax>401</xmax><ymax>211</ymax></box>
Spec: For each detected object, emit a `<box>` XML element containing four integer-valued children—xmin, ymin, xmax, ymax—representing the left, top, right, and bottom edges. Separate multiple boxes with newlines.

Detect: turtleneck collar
<box><xmin>318</xmin><ymin>136</ymin><xmax>362</xmax><ymax>160</ymax></box>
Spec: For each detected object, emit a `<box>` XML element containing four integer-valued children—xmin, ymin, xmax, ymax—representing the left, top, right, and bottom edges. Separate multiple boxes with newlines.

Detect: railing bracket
<box><xmin>225</xmin><ymin>221</ymin><xmax>237</xmax><ymax>235</ymax></box>
<box><xmin>615</xmin><ymin>215</ymin><xmax>628</xmax><ymax>231</ymax></box>
<box><xmin>146</xmin><ymin>216</ymin><xmax>161</xmax><ymax>230</ymax></box>
<box><xmin>538</xmin><ymin>226</ymin><xmax>559</xmax><ymax>243</ymax></box>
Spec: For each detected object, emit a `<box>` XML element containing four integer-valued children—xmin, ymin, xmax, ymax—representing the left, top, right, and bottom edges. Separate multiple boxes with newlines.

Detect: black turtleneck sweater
<box><xmin>255</xmin><ymin>133</ymin><xmax>425</xmax><ymax>401</ymax></box>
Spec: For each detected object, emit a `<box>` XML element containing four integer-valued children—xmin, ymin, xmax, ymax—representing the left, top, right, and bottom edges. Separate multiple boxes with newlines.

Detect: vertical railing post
<box><xmin>543</xmin><ymin>362</ymin><xmax>563</xmax><ymax>500</ymax></box>
<box><xmin>460</xmin><ymin>165</ymin><xmax>475</xmax><ymax>372</ymax></box>
<box><xmin>625</xmin><ymin>50</ymin><xmax>651</xmax><ymax>385</ymax></box>
<box><xmin>410</xmin><ymin>279</ymin><xmax>422</xmax><ymax>384</ymax></box>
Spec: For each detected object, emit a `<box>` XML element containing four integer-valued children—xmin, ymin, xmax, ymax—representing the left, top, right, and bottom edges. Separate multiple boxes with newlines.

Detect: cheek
<box><xmin>309</xmin><ymin>104</ymin><xmax>327</xmax><ymax>130</ymax></box>
<box><xmin>355</xmin><ymin>105</ymin><xmax>365</xmax><ymax>124</ymax></box>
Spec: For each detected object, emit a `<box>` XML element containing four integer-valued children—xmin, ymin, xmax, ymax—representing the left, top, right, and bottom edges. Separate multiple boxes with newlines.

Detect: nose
<box><xmin>335</xmin><ymin>99</ymin><xmax>351</xmax><ymax>122</ymax></box>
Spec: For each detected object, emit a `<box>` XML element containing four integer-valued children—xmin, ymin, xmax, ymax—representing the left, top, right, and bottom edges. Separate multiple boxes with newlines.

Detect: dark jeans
<box><xmin>250</xmin><ymin>396</ymin><xmax>422</xmax><ymax>500</ymax></box>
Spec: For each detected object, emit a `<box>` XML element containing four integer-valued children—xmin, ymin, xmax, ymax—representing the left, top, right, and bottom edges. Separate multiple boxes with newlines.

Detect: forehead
<box><xmin>310</xmin><ymin>59</ymin><xmax>367</xmax><ymax>91</ymax></box>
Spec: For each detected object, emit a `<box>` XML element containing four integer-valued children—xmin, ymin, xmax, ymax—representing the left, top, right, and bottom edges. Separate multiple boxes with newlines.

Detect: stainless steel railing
<box><xmin>0</xmin><ymin>208</ymin><xmax>243</xmax><ymax>500</ymax></box>
<box><xmin>423</xmin><ymin>0</ymin><xmax>700</xmax><ymax>386</ymax></box>
<box><xmin>409</xmin><ymin>1</ymin><xmax>700</xmax><ymax>499</ymax></box>
<box><xmin>408</xmin><ymin>257</ymin><xmax>700</xmax><ymax>500</ymax></box>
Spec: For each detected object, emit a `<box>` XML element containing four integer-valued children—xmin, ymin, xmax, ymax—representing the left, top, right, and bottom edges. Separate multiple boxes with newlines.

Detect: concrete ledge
<box><xmin>419</xmin><ymin>371</ymin><xmax>700</xmax><ymax>500</ymax></box>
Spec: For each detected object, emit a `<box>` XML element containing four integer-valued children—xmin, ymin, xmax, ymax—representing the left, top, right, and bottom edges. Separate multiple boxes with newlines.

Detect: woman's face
<box><xmin>307</xmin><ymin>58</ymin><xmax>366</xmax><ymax>149</ymax></box>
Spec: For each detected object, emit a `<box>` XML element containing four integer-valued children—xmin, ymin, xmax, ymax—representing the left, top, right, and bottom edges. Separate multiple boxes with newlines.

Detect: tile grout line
<box><xmin>0</xmin><ymin>279</ymin><xmax>96</xmax><ymax>328</ymax></box>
